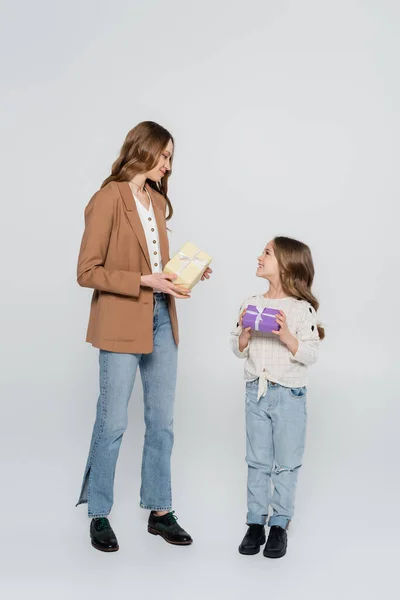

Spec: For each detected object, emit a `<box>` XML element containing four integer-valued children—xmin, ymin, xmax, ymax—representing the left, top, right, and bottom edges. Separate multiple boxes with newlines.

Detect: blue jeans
<box><xmin>76</xmin><ymin>295</ymin><xmax>177</xmax><ymax>517</ymax></box>
<box><xmin>245</xmin><ymin>379</ymin><xmax>307</xmax><ymax>529</ymax></box>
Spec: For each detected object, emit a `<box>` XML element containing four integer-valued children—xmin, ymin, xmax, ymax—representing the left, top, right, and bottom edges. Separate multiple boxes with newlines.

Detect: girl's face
<box><xmin>146</xmin><ymin>139</ymin><xmax>174</xmax><ymax>182</ymax></box>
<box><xmin>257</xmin><ymin>241</ymin><xmax>280</xmax><ymax>280</ymax></box>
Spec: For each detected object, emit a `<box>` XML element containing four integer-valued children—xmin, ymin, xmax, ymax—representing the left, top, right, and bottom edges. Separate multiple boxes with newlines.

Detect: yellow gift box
<box><xmin>163</xmin><ymin>242</ymin><xmax>212</xmax><ymax>290</ymax></box>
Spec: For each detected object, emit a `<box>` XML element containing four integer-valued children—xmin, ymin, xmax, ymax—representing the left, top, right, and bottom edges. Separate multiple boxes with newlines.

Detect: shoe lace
<box><xmin>96</xmin><ymin>517</ymin><xmax>110</xmax><ymax>531</ymax></box>
<box><xmin>270</xmin><ymin>526</ymin><xmax>284</xmax><ymax>540</ymax></box>
<box><xmin>165</xmin><ymin>511</ymin><xmax>178</xmax><ymax>526</ymax></box>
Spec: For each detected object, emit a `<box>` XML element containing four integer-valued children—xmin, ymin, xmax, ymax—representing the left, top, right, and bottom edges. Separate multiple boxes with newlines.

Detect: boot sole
<box><xmin>91</xmin><ymin>541</ymin><xmax>119</xmax><ymax>552</ymax></box>
<box><xmin>238</xmin><ymin>536</ymin><xmax>266</xmax><ymax>555</ymax></box>
<box><xmin>148</xmin><ymin>526</ymin><xmax>193</xmax><ymax>545</ymax></box>
<box><xmin>263</xmin><ymin>546</ymin><xmax>287</xmax><ymax>559</ymax></box>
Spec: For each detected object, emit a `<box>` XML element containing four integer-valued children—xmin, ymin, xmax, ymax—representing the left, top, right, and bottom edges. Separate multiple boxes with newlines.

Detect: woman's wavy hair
<box><xmin>101</xmin><ymin>121</ymin><xmax>174</xmax><ymax>220</ymax></box>
<box><xmin>273</xmin><ymin>236</ymin><xmax>325</xmax><ymax>339</ymax></box>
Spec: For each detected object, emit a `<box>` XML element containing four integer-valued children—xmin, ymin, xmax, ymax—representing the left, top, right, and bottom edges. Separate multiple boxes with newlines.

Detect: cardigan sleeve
<box><xmin>291</xmin><ymin>303</ymin><xmax>320</xmax><ymax>366</ymax></box>
<box><xmin>230</xmin><ymin>300</ymin><xmax>250</xmax><ymax>359</ymax></box>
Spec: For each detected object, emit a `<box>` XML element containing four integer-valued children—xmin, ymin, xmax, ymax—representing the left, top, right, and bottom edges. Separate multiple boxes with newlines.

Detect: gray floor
<box><xmin>3</xmin><ymin>435</ymin><xmax>394</xmax><ymax>600</ymax></box>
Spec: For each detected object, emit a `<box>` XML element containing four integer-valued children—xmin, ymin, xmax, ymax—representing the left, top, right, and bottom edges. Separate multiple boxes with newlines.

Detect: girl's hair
<box><xmin>273</xmin><ymin>236</ymin><xmax>325</xmax><ymax>340</ymax></box>
<box><xmin>101</xmin><ymin>121</ymin><xmax>174</xmax><ymax>220</ymax></box>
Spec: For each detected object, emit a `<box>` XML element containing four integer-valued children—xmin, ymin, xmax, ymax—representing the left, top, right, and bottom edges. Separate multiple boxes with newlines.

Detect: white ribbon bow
<box><xmin>176</xmin><ymin>250</ymin><xmax>209</xmax><ymax>275</ymax></box>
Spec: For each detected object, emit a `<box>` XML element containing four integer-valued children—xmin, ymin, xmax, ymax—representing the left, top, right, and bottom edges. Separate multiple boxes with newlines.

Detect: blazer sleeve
<box><xmin>77</xmin><ymin>189</ymin><xmax>141</xmax><ymax>297</ymax></box>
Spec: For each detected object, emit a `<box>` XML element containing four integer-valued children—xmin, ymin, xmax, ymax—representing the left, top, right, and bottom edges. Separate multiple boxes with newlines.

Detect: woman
<box><xmin>76</xmin><ymin>121</ymin><xmax>211</xmax><ymax>552</ymax></box>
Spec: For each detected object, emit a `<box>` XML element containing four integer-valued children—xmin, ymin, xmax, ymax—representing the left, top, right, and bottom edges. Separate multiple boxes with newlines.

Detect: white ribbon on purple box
<box><xmin>245</xmin><ymin>306</ymin><xmax>278</xmax><ymax>331</ymax></box>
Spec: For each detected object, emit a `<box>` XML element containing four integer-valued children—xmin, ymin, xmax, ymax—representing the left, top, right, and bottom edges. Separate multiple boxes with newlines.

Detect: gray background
<box><xmin>1</xmin><ymin>0</ymin><xmax>398</xmax><ymax>598</ymax></box>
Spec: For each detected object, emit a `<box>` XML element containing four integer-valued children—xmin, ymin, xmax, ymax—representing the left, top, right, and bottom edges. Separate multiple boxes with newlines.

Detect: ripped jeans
<box><xmin>245</xmin><ymin>379</ymin><xmax>307</xmax><ymax>529</ymax></box>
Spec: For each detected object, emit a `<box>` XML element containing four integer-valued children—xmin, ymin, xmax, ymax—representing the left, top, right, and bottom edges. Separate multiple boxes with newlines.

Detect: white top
<box><xmin>133</xmin><ymin>194</ymin><xmax>163</xmax><ymax>274</ymax></box>
<box><xmin>230</xmin><ymin>294</ymin><xmax>320</xmax><ymax>399</ymax></box>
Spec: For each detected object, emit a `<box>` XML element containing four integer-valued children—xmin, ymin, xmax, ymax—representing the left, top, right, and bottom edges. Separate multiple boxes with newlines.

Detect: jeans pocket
<box><xmin>289</xmin><ymin>386</ymin><xmax>307</xmax><ymax>398</ymax></box>
<box><xmin>245</xmin><ymin>381</ymin><xmax>258</xmax><ymax>405</ymax></box>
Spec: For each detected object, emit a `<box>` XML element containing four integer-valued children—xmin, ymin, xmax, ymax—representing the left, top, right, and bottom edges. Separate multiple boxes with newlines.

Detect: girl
<box><xmin>231</xmin><ymin>236</ymin><xmax>324</xmax><ymax>559</ymax></box>
<box><xmin>76</xmin><ymin>121</ymin><xmax>212</xmax><ymax>552</ymax></box>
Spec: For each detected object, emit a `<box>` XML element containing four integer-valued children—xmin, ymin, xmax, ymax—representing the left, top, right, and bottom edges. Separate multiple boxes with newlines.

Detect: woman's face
<box><xmin>257</xmin><ymin>241</ymin><xmax>280</xmax><ymax>280</ymax></box>
<box><xmin>147</xmin><ymin>139</ymin><xmax>174</xmax><ymax>182</ymax></box>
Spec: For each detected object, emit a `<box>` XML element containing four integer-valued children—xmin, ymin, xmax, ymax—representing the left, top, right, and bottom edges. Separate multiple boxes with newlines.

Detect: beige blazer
<box><xmin>77</xmin><ymin>181</ymin><xmax>179</xmax><ymax>353</ymax></box>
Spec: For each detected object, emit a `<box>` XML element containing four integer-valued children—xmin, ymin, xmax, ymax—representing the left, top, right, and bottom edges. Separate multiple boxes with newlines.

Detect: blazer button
<box><xmin>148</xmin><ymin>217</ymin><xmax>152</xmax><ymax>221</ymax></box>
<box><xmin>153</xmin><ymin>240</ymin><xmax>156</xmax><ymax>243</ymax></box>
<box><xmin>154</xmin><ymin>263</ymin><xmax>158</xmax><ymax>267</ymax></box>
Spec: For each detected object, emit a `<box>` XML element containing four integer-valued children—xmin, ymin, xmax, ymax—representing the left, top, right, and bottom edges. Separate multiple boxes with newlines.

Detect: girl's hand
<box><xmin>140</xmin><ymin>273</ymin><xmax>191</xmax><ymax>299</ymax></box>
<box><xmin>201</xmin><ymin>267</ymin><xmax>213</xmax><ymax>281</ymax></box>
<box><xmin>272</xmin><ymin>310</ymin><xmax>299</xmax><ymax>354</ymax></box>
<box><xmin>239</xmin><ymin>308</ymin><xmax>251</xmax><ymax>352</ymax></box>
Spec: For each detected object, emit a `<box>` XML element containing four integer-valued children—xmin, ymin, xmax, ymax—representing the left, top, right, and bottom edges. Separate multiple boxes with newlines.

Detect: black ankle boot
<box><xmin>238</xmin><ymin>524</ymin><xmax>266</xmax><ymax>555</ymax></box>
<box><xmin>90</xmin><ymin>517</ymin><xmax>119</xmax><ymax>552</ymax></box>
<box><xmin>263</xmin><ymin>526</ymin><xmax>287</xmax><ymax>558</ymax></box>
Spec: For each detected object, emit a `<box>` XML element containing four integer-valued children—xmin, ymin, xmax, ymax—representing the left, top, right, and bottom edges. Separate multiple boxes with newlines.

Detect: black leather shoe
<box><xmin>263</xmin><ymin>526</ymin><xmax>287</xmax><ymax>558</ymax></box>
<box><xmin>238</xmin><ymin>524</ymin><xmax>266</xmax><ymax>555</ymax></box>
<box><xmin>148</xmin><ymin>511</ymin><xmax>193</xmax><ymax>545</ymax></box>
<box><xmin>90</xmin><ymin>517</ymin><xmax>119</xmax><ymax>552</ymax></box>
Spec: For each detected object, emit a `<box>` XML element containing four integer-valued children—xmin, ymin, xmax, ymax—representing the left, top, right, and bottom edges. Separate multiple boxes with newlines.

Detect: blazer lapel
<box><xmin>117</xmin><ymin>182</ymin><xmax>151</xmax><ymax>271</ymax></box>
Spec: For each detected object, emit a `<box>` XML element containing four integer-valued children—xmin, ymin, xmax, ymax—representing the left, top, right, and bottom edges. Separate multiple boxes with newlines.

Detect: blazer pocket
<box><xmin>98</xmin><ymin>293</ymin><xmax>138</xmax><ymax>341</ymax></box>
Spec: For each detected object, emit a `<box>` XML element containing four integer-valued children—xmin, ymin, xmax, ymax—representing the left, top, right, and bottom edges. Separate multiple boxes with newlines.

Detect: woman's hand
<box><xmin>201</xmin><ymin>267</ymin><xmax>213</xmax><ymax>281</ymax></box>
<box><xmin>238</xmin><ymin>308</ymin><xmax>251</xmax><ymax>352</ymax></box>
<box><xmin>272</xmin><ymin>310</ymin><xmax>299</xmax><ymax>355</ymax></box>
<box><xmin>140</xmin><ymin>273</ymin><xmax>191</xmax><ymax>299</ymax></box>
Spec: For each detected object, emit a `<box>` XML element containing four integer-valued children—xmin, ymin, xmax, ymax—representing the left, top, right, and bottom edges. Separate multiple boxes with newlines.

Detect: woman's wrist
<box><xmin>140</xmin><ymin>274</ymin><xmax>152</xmax><ymax>288</ymax></box>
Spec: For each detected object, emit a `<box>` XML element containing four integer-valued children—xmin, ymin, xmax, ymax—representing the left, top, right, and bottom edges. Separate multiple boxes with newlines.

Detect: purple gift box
<box><xmin>242</xmin><ymin>305</ymin><xmax>281</xmax><ymax>333</ymax></box>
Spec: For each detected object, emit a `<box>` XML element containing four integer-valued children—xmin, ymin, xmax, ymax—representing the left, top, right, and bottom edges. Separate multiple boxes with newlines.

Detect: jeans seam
<box><xmin>140</xmin><ymin>504</ymin><xmax>172</xmax><ymax>511</ymax></box>
<box><xmin>87</xmin><ymin>351</ymin><xmax>109</xmax><ymax>512</ymax></box>
<box><xmin>140</xmin><ymin>364</ymin><xmax>173</xmax><ymax>509</ymax></box>
<box><xmin>140</xmin><ymin>313</ymin><xmax>173</xmax><ymax>510</ymax></box>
